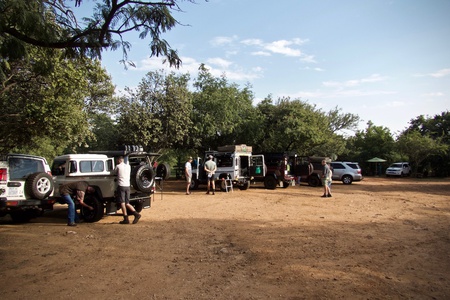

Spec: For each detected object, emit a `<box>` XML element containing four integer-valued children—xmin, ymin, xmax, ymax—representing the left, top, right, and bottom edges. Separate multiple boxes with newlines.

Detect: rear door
<box><xmin>250</xmin><ymin>155</ymin><xmax>265</xmax><ymax>177</ymax></box>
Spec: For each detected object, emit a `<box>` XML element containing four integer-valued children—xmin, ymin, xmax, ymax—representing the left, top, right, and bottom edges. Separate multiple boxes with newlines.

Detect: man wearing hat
<box><xmin>185</xmin><ymin>156</ymin><xmax>193</xmax><ymax>195</ymax></box>
<box><xmin>204</xmin><ymin>155</ymin><xmax>217</xmax><ymax>195</ymax></box>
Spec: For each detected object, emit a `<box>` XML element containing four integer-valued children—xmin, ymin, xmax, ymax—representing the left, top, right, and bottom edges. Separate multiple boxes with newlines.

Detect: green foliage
<box><xmin>397</xmin><ymin>130</ymin><xmax>448</xmax><ymax>174</ymax></box>
<box><xmin>117</xmin><ymin>70</ymin><xmax>192</xmax><ymax>151</ymax></box>
<box><xmin>0</xmin><ymin>0</ymin><xmax>198</xmax><ymax>81</ymax></box>
<box><xmin>191</xmin><ymin>64</ymin><xmax>255</xmax><ymax>151</ymax></box>
<box><xmin>0</xmin><ymin>47</ymin><xmax>115</xmax><ymax>157</ymax></box>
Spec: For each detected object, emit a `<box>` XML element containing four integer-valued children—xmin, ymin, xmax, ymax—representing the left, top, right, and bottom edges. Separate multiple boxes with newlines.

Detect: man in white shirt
<box><xmin>114</xmin><ymin>156</ymin><xmax>141</xmax><ymax>224</ymax></box>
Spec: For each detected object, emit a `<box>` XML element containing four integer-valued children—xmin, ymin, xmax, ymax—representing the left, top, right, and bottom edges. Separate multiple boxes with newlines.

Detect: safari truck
<box><xmin>50</xmin><ymin>146</ymin><xmax>159</xmax><ymax>222</ymax></box>
<box><xmin>190</xmin><ymin>144</ymin><xmax>265</xmax><ymax>191</ymax></box>
<box><xmin>253</xmin><ymin>152</ymin><xmax>295</xmax><ymax>189</ymax></box>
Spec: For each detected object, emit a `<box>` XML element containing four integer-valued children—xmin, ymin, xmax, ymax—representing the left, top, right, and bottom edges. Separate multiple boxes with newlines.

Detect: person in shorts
<box><xmin>185</xmin><ymin>156</ymin><xmax>193</xmax><ymax>195</ymax></box>
<box><xmin>204</xmin><ymin>155</ymin><xmax>217</xmax><ymax>195</ymax></box>
<box><xmin>114</xmin><ymin>156</ymin><xmax>141</xmax><ymax>224</ymax></box>
<box><xmin>321</xmin><ymin>160</ymin><xmax>332</xmax><ymax>198</ymax></box>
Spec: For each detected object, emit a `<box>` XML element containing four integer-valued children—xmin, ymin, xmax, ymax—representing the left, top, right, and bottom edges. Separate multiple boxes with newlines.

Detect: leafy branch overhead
<box><xmin>0</xmin><ymin>0</ymin><xmax>195</xmax><ymax>70</ymax></box>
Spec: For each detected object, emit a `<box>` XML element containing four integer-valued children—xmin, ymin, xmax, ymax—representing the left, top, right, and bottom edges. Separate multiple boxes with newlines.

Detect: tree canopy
<box><xmin>0</xmin><ymin>0</ymin><xmax>196</xmax><ymax>81</ymax></box>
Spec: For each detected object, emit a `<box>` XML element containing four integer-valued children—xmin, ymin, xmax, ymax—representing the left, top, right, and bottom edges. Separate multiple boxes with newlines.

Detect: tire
<box><xmin>156</xmin><ymin>162</ymin><xmax>171</xmax><ymax>180</ymax></box>
<box><xmin>25</xmin><ymin>172</ymin><xmax>54</xmax><ymax>200</ymax></box>
<box><xmin>308</xmin><ymin>175</ymin><xmax>320</xmax><ymax>187</ymax></box>
<box><xmin>190</xmin><ymin>176</ymin><xmax>199</xmax><ymax>190</ymax></box>
<box><xmin>131</xmin><ymin>165</ymin><xmax>155</xmax><ymax>193</ymax></box>
<box><xmin>342</xmin><ymin>175</ymin><xmax>353</xmax><ymax>185</ymax></box>
<box><xmin>282</xmin><ymin>181</ymin><xmax>290</xmax><ymax>188</ymax></box>
<box><xmin>130</xmin><ymin>200</ymin><xmax>144</xmax><ymax>213</ymax></box>
<box><xmin>264</xmin><ymin>176</ymin><xmax>277</xmax><ymax>190</ymax></box>
<box><xmin>219</xmin><ymin>180</ymin><xmax>227</xmax><ymax>192</ymax></box>
<box><xmin>239</xmin><ymin>180</ymin><xmax>251</xmax><ymax>190</ymax></box>
<box><xmin>81</xmin><ymin>194</ymin><xmax>104</xmax><ymax>222</ymax></box>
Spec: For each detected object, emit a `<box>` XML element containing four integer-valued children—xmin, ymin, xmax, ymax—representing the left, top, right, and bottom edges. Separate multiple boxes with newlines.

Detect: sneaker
<box><xmin>327</xmin><ymin>194</ymin><xmax>332</xmax><ymax>197</ymax></box>
<box><xmin>321</xmin><ymin>194</ymin><xmax>327</xmax><ymax>198</ymax></box>
<box><xmin>206</xmin><ymin>191</ymin><xmax>210</xmax><ymax>194</ymax></box>
<box><xmin>119</xmin><ymin>219</ymin><xmax>130</xmax><ymax>224</ymax></box>
<box><xmin>67</xmin><ymin>222</ymin><xmax>77</xmax><ymax>227</ymax></box>
<box><xmin>132</xmin><ymin>213</ymin><xmax>141</xmax><ymax>224</ymax></box>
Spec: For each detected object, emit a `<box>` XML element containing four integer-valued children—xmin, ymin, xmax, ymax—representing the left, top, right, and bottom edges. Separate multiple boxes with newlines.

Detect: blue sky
<box><xmin>94</xmin><ymin>0</ymin><xmax>450</xmax><ymax>135</ymax></box>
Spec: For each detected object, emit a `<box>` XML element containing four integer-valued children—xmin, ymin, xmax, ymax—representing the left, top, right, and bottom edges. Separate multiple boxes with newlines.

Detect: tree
<box><xmin>192</xmin><ymin>64</ymin><xmax>255</xmax><ymax>151</ymax></box>
<box><xmin>0</xmin><ymin>48</ymin><xmax>115</xmax><ymax>157</ymax></box>
<box><xmin>117</xmin><ymin>70</ymin><xmax>192</xmax><ymax>151</ymax></box>
<box><xmin>396</xmin><ymin>130</ymin><xmax>448</xmax><ymax>175</ymax></box>
<box><xmin>0</xmin><ymin>0</ymin><xmax>198</xmax><ymax>80</ymax></box>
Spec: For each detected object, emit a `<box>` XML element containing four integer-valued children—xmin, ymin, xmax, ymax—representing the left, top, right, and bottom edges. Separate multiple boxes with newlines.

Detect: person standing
<box><xmin>327</xmin><ymin>164</ymin><xmax>333</xmax><ymax>197</ymax></box>
<box><xmin>114</xmin><ymin>156</ymin><xmax>141</xmax><ymax>224</ymax></box>
<box><xmin>59</xmin><ymin>181</ymin><xmax>95</xmax><ymax>226</ymax></box>
<box><xmin>185</xmin><ymin>156</ymin><xmax>193</xmax><ymax>195</ymax></box>
<box><xmin>321</xmin><ymin>160</ymin><xmax>332</xmax><ymax>198</ymax></box>
<box><xmin>204</xmin><ymin>155</ymin><xmax>217</xmax><ymax>195</ymax></box>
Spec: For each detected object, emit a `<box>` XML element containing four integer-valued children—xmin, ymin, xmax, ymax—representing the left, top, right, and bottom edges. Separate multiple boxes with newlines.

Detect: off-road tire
<box><xmin>25</xmin><ymin>172</ymin><xmax>54</xmax><ymax>200</ymax></box>
<box><xmin>239</xmin><ymin>180</ymin><xmax>251</xmax><ymax>190</ymax></box>
<box><xmin>264</xmin><ymin>176</ymin><xmax>277</xmax><ymax>190</ymax></box>
<box><xmin>308</xmin><ymin>175</ymin><xmax>321</xmax><ymax>187</ymax></box>
<box><xmin>156</xmin><ymin>162</ymin><xmax>171</xmax><ymax>180</ymax></box>
<box><xmin>190</xmin><ymin>176</ymin><xmax>199</xmax><ymax>190</ymax></box>
<box><xmin>81</xmin><ymin>194</ymin><xmax>104</xmax><ymax>222</ymax></box>
<box><xmin>131</xmin><ymin>165</ymin><xmax>155</xmax><ymax>193</ymax></box>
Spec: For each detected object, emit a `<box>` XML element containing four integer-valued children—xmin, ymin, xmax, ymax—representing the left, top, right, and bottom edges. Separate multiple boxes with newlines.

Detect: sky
<box><xmin>88</xmin><ymin>0</ymin><xmax>449</xmax><ymax>136</ymax></box>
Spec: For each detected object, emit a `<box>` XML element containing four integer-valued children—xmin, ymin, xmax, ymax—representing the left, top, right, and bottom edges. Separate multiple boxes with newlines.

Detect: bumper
<box><xmin>0</xmin><ymin>197</ymin><xmax>56</xmax><ymax>211</ymax></box>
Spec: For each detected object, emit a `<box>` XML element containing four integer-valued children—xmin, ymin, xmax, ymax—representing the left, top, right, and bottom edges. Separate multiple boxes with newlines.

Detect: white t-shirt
<box><xmin>115</xmin><ymin>162</ymin><xmax>131</xmax><ymax>187</ymax></box>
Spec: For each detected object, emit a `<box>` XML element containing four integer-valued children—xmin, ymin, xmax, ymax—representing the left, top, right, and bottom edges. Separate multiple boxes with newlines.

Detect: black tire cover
<box><xmin>131</xmin><ymin>165</ymin><xmax>155</xmax><ymax>193</ymax></box>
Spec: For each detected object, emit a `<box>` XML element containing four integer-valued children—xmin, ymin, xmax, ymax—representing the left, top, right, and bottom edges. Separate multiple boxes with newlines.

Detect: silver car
<box><xmin>330</xmin><ymin>162</ymin><xmax>363</xmax><ymax>184</ymax></box>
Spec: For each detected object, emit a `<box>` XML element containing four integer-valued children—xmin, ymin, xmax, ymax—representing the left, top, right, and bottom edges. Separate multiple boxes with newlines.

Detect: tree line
<box><xmin>1</xmin><ymin>0</ymin><xmax>448</xmax><ymax>176</ymax></box>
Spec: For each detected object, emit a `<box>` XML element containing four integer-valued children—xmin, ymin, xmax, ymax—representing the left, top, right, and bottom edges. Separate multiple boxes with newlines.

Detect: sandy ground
<box><xmin>1</xmin><ymin>177</ymin><xmax>449</xmax><ymax>300</ymax></box>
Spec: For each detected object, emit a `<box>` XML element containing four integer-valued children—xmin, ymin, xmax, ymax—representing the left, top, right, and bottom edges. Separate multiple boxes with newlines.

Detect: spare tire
<box><xmin>25</xmin><ymin>172</ymin><xmax>54</xmax><ymax>200</ymax></box>
<box><xmin>156</xmin><ymin>162</ymin><xmax>171</xmax><ymax>180</ymax></box>
<box><xmin>131</xmin><ymin>165</ymin><xmax>155</xmax><ymax>193</ymax></box>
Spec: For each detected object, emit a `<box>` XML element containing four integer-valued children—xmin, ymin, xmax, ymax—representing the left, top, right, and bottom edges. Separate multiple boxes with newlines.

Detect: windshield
<box><xmin>390</xmin><ymin>163</ymin><xmax>402</xmax><ymax>168</ymax></box>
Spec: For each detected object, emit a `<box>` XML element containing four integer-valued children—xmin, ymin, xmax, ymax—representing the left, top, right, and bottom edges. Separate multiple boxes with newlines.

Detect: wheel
<box><xmin>239</xmin><ymin>180</ymin><xmax>251</xmax><ymax>190</ymax></box>
<box><xmin>81</xmin><ymin>194</ymin><xmax>104</xmax><ymax>222</ymax></box>
<box><xmin>264</xmin><ymin>176</ymin><xmax>277</xmax><ymax>190</ymax></box>
<box><xmin>131</xmin><ymin>165</ymin><xmax>155</xmax><ymax>193</ymax></box>
<box><xmin>219</xmin><ymin>180</ymin><xmax>227</xmax><ymax>192</ymax></box>
<box><xmin>25</xmin><ymin>172</ymin><xmax>54</xmax><ymax>200</ymax></box>
<box><xmin>129</xmin><ymin>200</ymin><xmax>144</xmax><ymax>213</ymax></box>
<box><xmin>190</xmin><ymin>175</ymin><xmax>199</xmax><ymax>190</ymax></box>
<box><xmin>342</xmin><ymin>175</ymin><xmax>353</xmax><ymax>185</ymax></box>
<box><xmin>156</xmin><ymin>162</ymin><xmax>171</xmax><ymax>180</ymax></box>
<box><xmin>308</xmin><ymin>175</ymin><xmax>320</xmax><ymax>187</ymax></box>
<box><xmin>282</xmin><ymin>181</ymin><xmax>290</xmax><ymax>188</ymax></box>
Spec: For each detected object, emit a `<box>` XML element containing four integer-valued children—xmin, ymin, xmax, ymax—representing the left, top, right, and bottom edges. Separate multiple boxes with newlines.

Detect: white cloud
<box><xmin>210</xmin><ymin>35</ymin><xmax>239</xmax><ymax>46</ymax></box>
<box><xmin>251</xmin><ymin>51</ymin><xmax>271</xmax><ymax>56</ymax></box>
<box><xmin>430</xmin><ymin>68</ymin><xmax>450</xmax><ymax>78</ymax></box>
<box><xmin>422</xmin><ymin>92</ymin><xmax>444</xmax><ymax>97</ymax></box>
<box><xmin>206</xmin><ymin>57</ymin><xmax>233</xmax><ymax>68</ymax></box>
<box><xmin>323</xmin><ymin>74</ymin><xmax>388</xmax><ymax>89</ymax></box>
<box><xmin>264</xmin><ymin>40</ymin><xmax>302</xmax><ymax>57</ymax></box>
<box><xmin>414</xmin><ymin>68</ymin><xmax>450</xmax><ymax>78</ymax></box>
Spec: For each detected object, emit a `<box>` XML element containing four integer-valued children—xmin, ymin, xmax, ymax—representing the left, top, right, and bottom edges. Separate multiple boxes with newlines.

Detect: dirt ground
<box><xmin>1</xmin><ymin>177</ymin><xmax>449</xmax><ymax>300</ymax></box>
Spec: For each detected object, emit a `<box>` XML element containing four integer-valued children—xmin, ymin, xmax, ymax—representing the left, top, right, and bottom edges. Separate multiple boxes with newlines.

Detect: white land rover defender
<box><xmin>51</xmin><ymin>147</ymin><xmax>160</xmax><ymax>222</ymax></box>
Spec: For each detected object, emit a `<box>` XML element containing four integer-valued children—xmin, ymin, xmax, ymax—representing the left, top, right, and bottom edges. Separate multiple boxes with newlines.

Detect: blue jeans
<box><xmin>62</xmin><ymin>194</ymin><xmax>79</xmax><ymax>223</ymax></box>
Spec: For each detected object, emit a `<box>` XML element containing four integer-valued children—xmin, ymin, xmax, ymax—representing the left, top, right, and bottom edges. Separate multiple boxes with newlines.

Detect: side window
<box><xmin>52</xmin><ymin>160</ymin><xmax>66</xmax><ymax>176</ymax></box>
<box><xmin>80</xmin><ymin>160</ymin><xmax>105</xmax><ymax>173</ymax></box>
<box><xmin>347</xmin><ymin>163</ymin><xmax>359</xmax><ymax>169</ymax></box>
<box><xmin>332</xmin><ymin>163</ymin><xmax>345</xmax><ymax>169</ymax></box>
<box><xmin>106</xmin><ymin>159</ymin><xmax>114</xmax><ymax>171</ymax></box>
<box><xmin>69</xmin><ymin>161</ymin><xmax>77</xmax><ymax>173</ymax></box>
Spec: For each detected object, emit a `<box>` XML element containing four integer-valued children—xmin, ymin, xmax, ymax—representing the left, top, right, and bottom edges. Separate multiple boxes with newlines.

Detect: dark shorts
<box><xmin>207</xmin><ymin>174</ymin><xmax>215</xmax><ymax>181</ymax></box>
<box><xmin>117</xmin><ymin>186</ymin><xmax>130</xmax><ymax>204</ymax></box>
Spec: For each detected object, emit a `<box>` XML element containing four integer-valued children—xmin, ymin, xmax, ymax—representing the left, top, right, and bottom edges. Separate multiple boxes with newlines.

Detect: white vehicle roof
<box><xmin>54</xmin><ymin>153</ymin><xmax>110</xmax><ymax>160</ymax></box>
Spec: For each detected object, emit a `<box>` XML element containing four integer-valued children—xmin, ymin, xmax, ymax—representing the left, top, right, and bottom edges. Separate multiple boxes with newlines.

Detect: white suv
<box><xmin>330</xmin><ymin>161</ymin><xmax>363</xmax><ymax>184</ymax></box>
<box><xmin>51</xmin><ymin>148</ymin><xmax>159</xmax><ymax>222</ymax></box>
<box><xmin>0</xmin><ymin>154</ymin><xmax>54</xmax><ymax>222</ymax></box>
<box><xmin>386</xmin><ymin>162</ymin><xmax>411</xmax><ymax>177</ymax></box>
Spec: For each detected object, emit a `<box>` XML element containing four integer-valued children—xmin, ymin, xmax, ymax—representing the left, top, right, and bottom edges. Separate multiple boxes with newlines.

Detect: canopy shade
<box><xmin>367</xmin><ymin>157</ymin><xmax>387</xmax><ymax>163</ymax></box>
